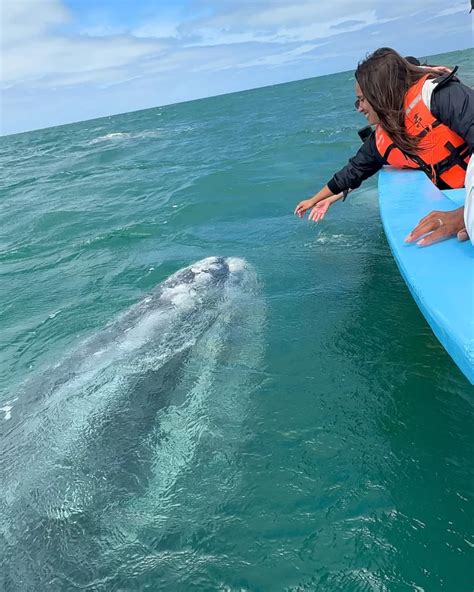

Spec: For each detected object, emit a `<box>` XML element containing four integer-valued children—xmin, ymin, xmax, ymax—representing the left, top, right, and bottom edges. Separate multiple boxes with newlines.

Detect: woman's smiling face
<box><xmin>355</xmin><ymin>81</ymin><xmax>380</xmax><ymax>125</ymax></box>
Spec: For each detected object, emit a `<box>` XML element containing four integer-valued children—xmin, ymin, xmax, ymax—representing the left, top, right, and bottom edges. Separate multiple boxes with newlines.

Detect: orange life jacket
<box><xmin>375</xmin><ymin>74</ymin><xmax>470</xmax><ymax>189</ymax></box>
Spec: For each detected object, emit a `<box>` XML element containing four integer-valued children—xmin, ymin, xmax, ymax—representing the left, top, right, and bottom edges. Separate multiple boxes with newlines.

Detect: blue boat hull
<box><xmin>378</xmin><ymin>168</ymin><xmax>474</xmax><ymax>384</ymax></box>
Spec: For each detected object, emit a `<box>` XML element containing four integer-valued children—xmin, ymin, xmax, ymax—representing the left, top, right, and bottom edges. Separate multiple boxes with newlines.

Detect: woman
<box><xmin>295</xmin><ymin>48</ymin><xmax>473</xmax><ymax>245</ymax></box>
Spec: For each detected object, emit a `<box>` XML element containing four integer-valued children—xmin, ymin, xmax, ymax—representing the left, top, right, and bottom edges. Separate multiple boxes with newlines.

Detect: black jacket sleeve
<box><xmin>327</xmin><ymin>133</ymin><xmax>385</xmax><ymax>194</ymax></box>
<box><xmin>430</xmin><ymin>80</ymin><xmax>474</xmax><ymax>150</ymax></box>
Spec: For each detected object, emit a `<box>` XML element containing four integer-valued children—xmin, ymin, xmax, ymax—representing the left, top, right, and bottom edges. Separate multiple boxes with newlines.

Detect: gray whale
<box><xmin>0</xmin><ymin>256</ymin><xmax>264</xmax><ymax>591</ymax></box>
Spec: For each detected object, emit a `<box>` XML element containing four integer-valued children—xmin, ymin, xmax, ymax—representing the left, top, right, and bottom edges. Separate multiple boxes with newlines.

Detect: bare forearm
<box><xmin>326</xmin><ymin>192</ymin><xmax>344</xmax><ymax>205</ymax></box>
<box><xmin>308</xmin><ymin>185</ymin><xmax>335</xmax><ymax>206</ymax></box>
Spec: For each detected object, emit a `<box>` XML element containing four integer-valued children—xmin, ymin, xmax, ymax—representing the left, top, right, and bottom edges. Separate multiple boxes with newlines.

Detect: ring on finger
<box><xmin>437</xmin><ymin>218</ymin><xmax>444</xmax><ymax>227</ymax></box>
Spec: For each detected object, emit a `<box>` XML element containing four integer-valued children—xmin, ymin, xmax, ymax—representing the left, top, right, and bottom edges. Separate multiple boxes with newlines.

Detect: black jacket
<box><xmin>327</xmin><ymin>78</ymin><xmax>474</xmax><ymax>195</ymax></box>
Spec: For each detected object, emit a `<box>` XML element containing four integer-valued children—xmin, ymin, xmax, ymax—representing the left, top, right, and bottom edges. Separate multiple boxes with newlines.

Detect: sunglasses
<box><xmin>354</xmin><ymin>97</ymin><xmax>367</xmax><ymax>110</ymax></box>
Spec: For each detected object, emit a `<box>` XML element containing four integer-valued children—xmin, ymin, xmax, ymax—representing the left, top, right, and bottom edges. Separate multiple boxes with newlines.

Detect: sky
<box><xmin>1</xmin><ymin>0</ymin><xmax>472</xmax><ymax>135</ymax></box>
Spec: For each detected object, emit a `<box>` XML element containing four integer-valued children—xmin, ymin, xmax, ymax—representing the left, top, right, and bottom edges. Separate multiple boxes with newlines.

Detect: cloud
<box><xmin>424</xmin><ymin>4</ymin><xmax>469</xmax><ymax>18</ymax></box>
<box><xmin>1</xmin><ymin>0</ymin><xmax>471</xmax><ymax>135</ymax></box>
<box><xmin>192</xmin><ymin>42</ymin><xmax>327</xmax><ymax>71</ymax></box>
<box><xmin>132</xmin><ymin>20</ymin><xmax>181</xmax><ymax>40</ymax></box>
<box><xmin>1</xmin><ymin>0</ymin><xmax>165</xmax><ymax>89</ymax></box>
<box><xmin>147</xmin><ymin>0</ymin><xmax>466</xmax><ymax>44</ymax></box>
<box><xmin>182</xmin><ymin>1</ymin><xmax>381</xmax><ymax>31</ymax></box>
<box><xmin>171</xmin><ymin>3</ymin><xmax>389</xmax><ymax>46</ymax></box>
<box><xmin>331</xmin><ymin>20</ymin><xmax>366</xmax><ymax>30</ymax></box>
<box><xmin>1</xmin><ymin>0</ymin><xmax>70</xmax><ymax>46</ymax></box>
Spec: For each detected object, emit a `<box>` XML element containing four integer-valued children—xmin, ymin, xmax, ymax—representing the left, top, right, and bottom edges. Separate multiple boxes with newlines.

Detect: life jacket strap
<box><xmin>433</xmin><ymin>142</ymin><xmax>470</xmax><ymax>175</ymax></box>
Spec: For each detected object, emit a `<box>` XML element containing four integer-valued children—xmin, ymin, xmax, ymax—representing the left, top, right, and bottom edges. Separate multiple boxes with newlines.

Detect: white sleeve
<box><xmin>465</xmin><ymin>156</ymin><xmax>474</xmax><ymax>245</ymax></box>
<box><xmin>421</xmin><ymin>79</ymin><xmax>438</xmax><ymax>109</ymax></box>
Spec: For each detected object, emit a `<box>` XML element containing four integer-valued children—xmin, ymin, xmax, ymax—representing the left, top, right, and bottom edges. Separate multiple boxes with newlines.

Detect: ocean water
<box><xmin>1</xmin><ymin>48</ymin><xmax>473</xmax><ymax>591</ymax></box>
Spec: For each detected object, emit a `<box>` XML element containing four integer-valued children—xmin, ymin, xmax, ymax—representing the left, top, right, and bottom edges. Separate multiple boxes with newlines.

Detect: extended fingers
<box><xmin>416</xmin><ymin>225</ymin><xmax>454</xmax><ymax>246</ymax></box>
<box><xmin>309</xmin><ymin>207</ymin><xmax>327</xmax><ymax>222</ymax></box>
<box><xmin>405</xmin><ymin>217</ymin><xmax>441</xmax><ymax>242</ymax></box>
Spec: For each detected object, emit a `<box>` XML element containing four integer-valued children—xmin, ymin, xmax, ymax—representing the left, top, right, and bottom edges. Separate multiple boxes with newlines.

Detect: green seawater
<box><xmin>1</xmin><ymin>49</ymin><xmax>473</xmax><ymax>591</ymax></box>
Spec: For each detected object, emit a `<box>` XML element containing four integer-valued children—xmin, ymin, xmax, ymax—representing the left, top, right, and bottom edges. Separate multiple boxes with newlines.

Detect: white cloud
<box><xmin>200</xmin><ymin>42</ymin><xmax>326</xmax><ymax>71</ymax></box>
<box><xmin>173</xmin><ymin>0</ymin><xmax>456</xmax><ymax>43</ymax></box>
<box><xmin>184</xmin><ymin>1</ymin><xmax>381</xmax><ymax>31</ymax></box>
<box><xmin>0</xmin><ymin>0</ymin><xmax>470</xmax><ymax>135</ymax></box>
<box><xmin>132</xmin><ymin>20</ymin><xmax>181</xmax><ymax>40</ymax></box>
<box><xmin>0</xmin><ymin>0</ymin><xmax>165</xmax><ymax>88</ymax></box>
<box><xmin>178</xmin><ymin>11</ymin><xmax>383</xmax><ymax>47</ymax></box>
<box><xmin>425</xmin><ymin>4</ymin><xmax>469</xmax><ymax>18</ymax></box>
<box><xmin>2</xmin><ymin>0</ymin><xmax>466</xmax><ymax>91</ymax></box>
<box><xmin>1</xmin><ymin>0</ymin><xmax>70</xmax><ymax>45</ymax></box>
<box><xmin>171</xmin><ymin>3</ymin><xmax>378</xmax><ymax>46</ymax></box>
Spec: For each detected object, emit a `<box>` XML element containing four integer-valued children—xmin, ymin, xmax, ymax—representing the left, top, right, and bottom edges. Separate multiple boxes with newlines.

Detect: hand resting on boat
<box><xmin>404</xmin><ymin>207</ymin><xmax>467</xmax><ymax>247</ymax></box>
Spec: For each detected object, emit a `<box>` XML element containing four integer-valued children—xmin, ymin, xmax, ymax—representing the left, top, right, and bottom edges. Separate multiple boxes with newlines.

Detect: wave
<box><xmin>88</xmin><ymin>130</ymin><xmax>164</xmax><ymax>145</ymax></box>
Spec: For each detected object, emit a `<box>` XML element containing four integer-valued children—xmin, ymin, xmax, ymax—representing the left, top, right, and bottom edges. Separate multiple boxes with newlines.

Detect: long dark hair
<box><xmin>355</xmin><ymin>48</ymin><xmax>442</xmax><ymax>156</ymax></box>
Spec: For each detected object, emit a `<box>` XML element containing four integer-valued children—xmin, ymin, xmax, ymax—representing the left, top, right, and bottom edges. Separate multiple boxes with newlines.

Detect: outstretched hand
<box><xmin>294</xmin><ymin>199</ymin><xmax>316</xmax><ymax>218</ymax></box>
<box><xmin>308</xmin><ymin>199</ymin><xmax>332</xmax><ymax>222</ymax></box>
<box><xmin>405</xmin><ymin>207</ymin><xmax>466</xmax><ymax>247</ymax></box>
